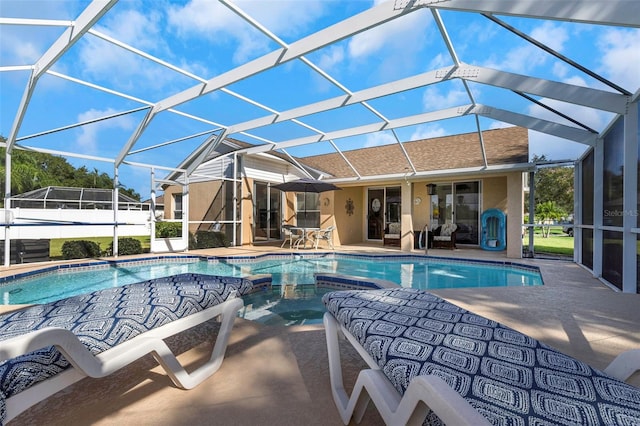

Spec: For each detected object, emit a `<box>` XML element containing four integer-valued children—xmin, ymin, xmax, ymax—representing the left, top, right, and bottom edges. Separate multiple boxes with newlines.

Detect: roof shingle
<box><xmin>297</xmin><ymin>126</ymin><xmax>529</xmax><ymax>178</ymax></box>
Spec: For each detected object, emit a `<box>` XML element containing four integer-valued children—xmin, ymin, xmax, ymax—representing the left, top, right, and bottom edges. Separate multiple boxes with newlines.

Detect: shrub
<box><xmin>155</xmin><ymin>222</ymin><xmax>182</xmax><ymax>238</ymax></box>
<box><xmin>61</xmin><ymin>240</ymin><xmax>101</xmax><ymax>260</ymax></box>
<box><xmin>188</xmin><ymin>232</ymin><xmax>197</xmax><ymax>250</ymax></box>
<box><xmin>108</xmin><ymin>238</ymin><xmax>143</xmax><ymax>256</ymax></box>
<box><xmin>194</xmin><ymin>231</ymin><xmax>229</xmax><ymax>249</ymax></box>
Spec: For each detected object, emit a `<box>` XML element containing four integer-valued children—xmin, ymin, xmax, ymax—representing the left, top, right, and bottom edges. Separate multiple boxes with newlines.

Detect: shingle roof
<box><xmin>296</xmin><ymin>127</ymin><xmax>529</xmax><ymax>179</ymax></box>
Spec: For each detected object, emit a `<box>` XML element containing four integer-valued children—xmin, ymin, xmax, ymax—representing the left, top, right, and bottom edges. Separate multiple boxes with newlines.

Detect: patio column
<box><xmin>622</xmin><ymin>101</ymin><xmax>638</xmax><ymax>293</ymax></box>
<box><xmin>507</xmin><ymin>172</ymin><xmax>524</xmax><ymax>258</ymax></box>
<box><xmin>400</xmin><ymin>183</ymin><xmax>413</xmax><ymax>251</ymax></box>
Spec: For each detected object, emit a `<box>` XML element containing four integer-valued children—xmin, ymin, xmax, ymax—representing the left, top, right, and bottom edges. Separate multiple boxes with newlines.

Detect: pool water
<box><xmin>0</xmin><ymin>255</ymin><xmax>542</xmax><ymax>326</ymax></box>
<box><xmin>0</xmin><ymin>254</ymin><xmax>542</xmax><ymax>306</ymax></box>
<box><xmin>239</xmin><ymin>285</ymin><xmax>331</xmax><ymax>326</ymax></box>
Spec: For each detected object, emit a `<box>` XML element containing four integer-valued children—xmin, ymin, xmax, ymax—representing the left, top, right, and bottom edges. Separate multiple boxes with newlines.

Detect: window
<box><xmin>603</xmin><ymin>120</ymin><xmax>624</xmax><ymax>227</ymax></box>
<box><xmin>296</xmin><ymin>192</ymin><xmax>319</xmax><ymax>228</ymax></box>
<box><xmin>385</xmin><ymin>186</ymin><xmax>401</xmax><ymax>224</ymax></box>
<box><xmin>602</xmin><ymin>230</ymin><xmax>623</xmax><ymax>290</ymax></box>
<box><xmin>581</xmin><ymin>150</ymin><xmax>594</xmax><ymax>226</ymax></box>
<box><xmin>173</xmin><ymin>194</ymin><xmax>183</xmax><ymax>220</ymax></box>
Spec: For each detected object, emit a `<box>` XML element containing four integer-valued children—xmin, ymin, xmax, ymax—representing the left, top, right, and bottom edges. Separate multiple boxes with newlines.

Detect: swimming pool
<box><xmin>0</xmin><ymin>253</ymin><xmax>542</xmax><ymax>305</ymax></box>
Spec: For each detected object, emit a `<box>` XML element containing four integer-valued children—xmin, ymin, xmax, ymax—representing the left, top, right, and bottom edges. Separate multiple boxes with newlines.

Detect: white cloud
<box><xmin>597</xmin><ymin>28</ymin><xmax>640</xmax><ymax>92</ymax></box>
<box><xmin>77</xmin><ymin>8</ymin><xmax>177</xmax><ymax>91</ymax></box>
<box><xmin>530</xmin><ymin>22</ymin><xmax>568</xmax><ymax>52</ymax></box>
<box><xmin>422</xmin><ymin>85</ymin><xmax>468</xmax><ymax>110</ymax></box>
<box><xmin>488</xmin><ymin>121</ymin><xmax>513</xmax><ymax>130</ymax></box>
<box><xmin>528</xmin><ymin>132</ymin><xmax>588</xmax><ymax>161</ymax></box>
<box><xmin>428</xmin><ymin>53</ymin><xmax>451</xmax><ymax>70</ymax></box>
<box><xmin>526</xmin><ymin>99</ymin><xmax>606</xmax><ymax>161</ymax></box>
<box><xmin>167</xmin><ymin>0</ymin><xmax>328</xmax><ymax>63</ymax></box>
<box><xmin>347</xmin><ymin>7</ymin><xmax>429</xmax><ymax>61</ymax></box>
<box><xmin>527</xmin><ymin>97</ymin><xmax>605</xmax><ymax>131</ymax></box>
<box><xmin>483</xmin><ymin>22</ymin><xmax>568</xmax><ymax>74</ymax></box>
<box><xmin>562</xmin><ymin>75</ymin><xmax>590</xmax><ymax>88</ymax></box>
<box><xmin>409</xmin><ymin>124</ymin><xmax>447</xmax><ymax>140</ymax></box>
<box><xmin>76</xmin><ymin>108</ymin><xmax>135</xmax><ymax>153</ymax></box>
<box><xmin>318</xmin><ymin>46</ymin><xmax>345</xmax><ymax>71</ymax></box>
<box><xmin>0</xmin><ymin>33</ymin><xmax>42</xmax><ymax>64</ymax></box>
<box><xmin>363</xmin><ymin>131</ymin><xmax>396</xmax><ymax>148</ymax></box>
<box><xmin>552</xmin><ymin>62</ymin><xmax>569</xmax><ymax>80</ymax></box>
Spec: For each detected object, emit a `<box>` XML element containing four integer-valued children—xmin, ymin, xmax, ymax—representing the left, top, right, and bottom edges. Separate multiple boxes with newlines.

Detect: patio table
<box><xmin>291</xmin><ymin>227</ymin><xmax>319</xmax><ymax>249</ymax></box>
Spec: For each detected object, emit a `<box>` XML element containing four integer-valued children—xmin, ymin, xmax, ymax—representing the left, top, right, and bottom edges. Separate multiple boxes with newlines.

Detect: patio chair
<box><xmin>281</xmin><ymin>225</ymin><xmax>302</xmax><ymax>248</ymax></box>
<box><xmin>311</xmin><ymin>225</ymin><xmax>336</xmax><ymax>250</ymax></box>
<box><xmin>432</xmin><ymin>222</ymin><xmax>457</xmax><ymax>249</ymax></box>
<box><xmin>383</xmin><ymin>222</ymin><xmax>401</xmax><ymax>247</ymax></box>
<box><xmin>323</xmin><ymin>288</ymin><xmax>640</xmax><ymax>425</ymax></box>
<box><xmin>0</xmin><ymin>273</ymin><xmax>271</xmax><ymax>424</ymax></box>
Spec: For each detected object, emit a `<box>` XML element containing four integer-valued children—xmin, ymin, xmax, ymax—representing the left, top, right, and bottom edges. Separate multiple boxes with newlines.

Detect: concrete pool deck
<box><xmin>2</xmin><ymin>244</ymin><xmax>640</xmax><ymax>425</ymax></box>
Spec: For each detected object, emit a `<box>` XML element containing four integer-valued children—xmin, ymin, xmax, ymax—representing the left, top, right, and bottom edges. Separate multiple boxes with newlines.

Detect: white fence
<box><xmin>1</xmin><ymin>208</ymin><xmax>151</xmax><ymax>240</ymax></box>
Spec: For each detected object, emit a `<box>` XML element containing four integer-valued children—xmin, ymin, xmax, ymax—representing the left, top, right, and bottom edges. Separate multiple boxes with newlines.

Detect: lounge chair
<box><xmin>323</xmin><ymin>288</ymin><xmax>640</xmax><ymax>425</ymax></box>
<box><xmin>0</xmin><ymin>273</ymin><xmax>271</xmax><ymax>424</ymax></box>
<box><xmin>311</xmin><ymin>226</ymin><xmax>336</xmax><ymax>250</ymax></box>
<box><xmin>383</xmin><ymin>222</ymin><xmax>401</xmax><ymax>247</ymax></box>
<box><xmin>432</xmin><ymin>223</ymin><xmax>457</xmax><ymax>249</ymax></box>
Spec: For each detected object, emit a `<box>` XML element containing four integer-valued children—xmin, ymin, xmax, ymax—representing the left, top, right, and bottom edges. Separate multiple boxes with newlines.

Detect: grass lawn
<box><xmin>523</xmin><ymin>226</ymin><xmax>574</xmax><ymax>256</ymax></box>
<box><xmin>49</xmin><ymin>236</ymin><xmax>151</xmax><ymax>259</ymax></box>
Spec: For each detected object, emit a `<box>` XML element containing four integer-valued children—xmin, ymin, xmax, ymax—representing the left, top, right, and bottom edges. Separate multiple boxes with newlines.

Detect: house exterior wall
<box><xmin>506</xmin><ymin>172</ymin><xmax>524</xmax><ymax>258</ymax></box>
<box><xmin>241</xmin><ymin>177</ymin><xmax>254</xmax><ymax>246</ymax></box>
<box><xmin>163</xmin><ymin>185</ymin><xmax>179</xmax><ymax>220</ymax></box>
<box><xmin>163</xmin><ymin>181</ymin><xmax>224</xmax><ymax>234</ymax></box>
<box><xmin>482</xmin><ymin>177</ymin><xmax>508</xmax><ymax>211</ymax></box>
<box><xmin>164</xmin><ymin>170</ymin><xmax>524</xmax><ymax>257</ymax></box>
<box><xmin>333</xmin><ymin>187</ymin><xmax>363</xmax><ymax>245</ymax></box>
<box><xmin>191</xmin><ymin>181</ymin><xmax>224</xmax><ymax>234</ymax></box>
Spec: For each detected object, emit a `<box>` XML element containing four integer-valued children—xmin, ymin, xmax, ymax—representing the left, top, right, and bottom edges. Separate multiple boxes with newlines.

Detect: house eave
<box><xmin>321</xmin><ymin>162</ymin><xmax>534</xmax><ymax>186</ymax></box>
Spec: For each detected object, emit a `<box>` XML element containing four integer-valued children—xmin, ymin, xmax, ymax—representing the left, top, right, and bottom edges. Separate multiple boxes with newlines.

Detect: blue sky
<box><xmin>1</xmin><ymin>0</ymin><xmax>639</xmax><ymax>197</ymax></box>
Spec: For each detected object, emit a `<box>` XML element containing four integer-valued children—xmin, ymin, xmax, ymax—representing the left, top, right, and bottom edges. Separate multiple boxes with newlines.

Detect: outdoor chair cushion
<box><xmin>387</xmin><ymin>222</ymin><xmax>401</xmax><ymax>236</ymax></box>
<box><xmin>0</xmin><ymin>273</ymin><xmax>263</xmax><ymax>424</ymax></box>
<box><xmin>323</xmin><ymin>288</ymin><xmax>640</xmax><ymax>425</ymax></box>
<box><xmin>439</xmin><ymin>222</ymin><xmax>457</xmax><ymax>237</ymax></box>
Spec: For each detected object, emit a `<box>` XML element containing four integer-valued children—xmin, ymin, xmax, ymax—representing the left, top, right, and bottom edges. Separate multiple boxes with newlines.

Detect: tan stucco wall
<box><xmin>482</xmin><ymin>177</ymin><xmax>508</xmax><ymax>211</ymax></box>
<box><xmin>241</xmin><ymin>177</ymin><xmax>254</xmax><ymax>245</ymax></box>
<box><xmin>506</xmin><ymin>172</ymin><xmax>524</xmax><ymax>258</ymax></box>
<box><xmin>163</xmin><ymin>185</ymin><xmax>179</xmax><ymax>220</ymax></box>
<box><xmin>481</xmin><ymin>173</ymin><xmax>523</xmax><ymax>258</ymax></box>
<box><xmin>333</xmin><ymin>187</ymin><xmax>363</xmax><ymax>245</ymax></box>
<box><xmin>164</xmin><ymin>181</ymin><xmax>225</xmax><ymax>234</ymax></box>
<box><xmin>165</xmin><ymin>172</ymin><xmax>524</xmax><ymax>252</ymax></box>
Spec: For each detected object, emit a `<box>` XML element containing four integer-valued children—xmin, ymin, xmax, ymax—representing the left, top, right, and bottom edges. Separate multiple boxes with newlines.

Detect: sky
<box><xmin>1</xmin><ymin>0</ymin><xmax>639</xmax><ymax>197</ymax></box>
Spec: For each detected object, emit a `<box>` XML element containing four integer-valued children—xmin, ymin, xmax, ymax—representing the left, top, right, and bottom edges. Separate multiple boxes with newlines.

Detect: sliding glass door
<box><xmin>253</xmin><ymin>182</ymin><xmax>281</xmax><ymax>242</ymax></box>
<box><xmin>430</xmin><ymin>181</ymin><xmax>479</xmax><ymax>245</ymax></box>
<box><xmin>367</xmin><ymin>188</ymin><xmax>384</xmax><ymax>240</ymax></box>
<box><xmin>454</xmin><ymin>182</ymin><xmax>479</xmax><ymax>244</ymax></box>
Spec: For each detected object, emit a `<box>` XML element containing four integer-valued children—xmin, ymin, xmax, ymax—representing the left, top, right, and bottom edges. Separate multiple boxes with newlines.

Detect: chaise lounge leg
<box><xmin>149</xmin><ymin>297</ymin><xmax>243</xmax><ymax>389</ymax></box>
<box><xmin>604</xmin><ymin>348</ymin><xmax>640</xmax><ymax>382</ymax></box>
<box><xmin>323</xmin><ymin>313</ymin><xmax>489</xmax><ymax>425</ymax></box>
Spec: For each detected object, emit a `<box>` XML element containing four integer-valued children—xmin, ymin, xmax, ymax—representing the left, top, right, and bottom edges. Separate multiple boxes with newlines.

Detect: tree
<box><xmin>535</xmin><ymin>201</ymin><xmax>566</xmax><ymax>237</ymax></box>
<box><xmin>0</xmin><ymin>136</ymin><xmax>140</xmax><ymax>204</ymax></box>
<box><xmin>531</xmin><ymin>154</ymin><xmax>574</xmax><ymax>217</ymax></box>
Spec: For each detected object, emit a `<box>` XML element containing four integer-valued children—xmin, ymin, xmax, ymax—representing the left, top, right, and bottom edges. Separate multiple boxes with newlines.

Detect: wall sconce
<box><xmin>426</xmin><ymin>183</ymin><xmax>437</xmax><ymax>195</ymax></box>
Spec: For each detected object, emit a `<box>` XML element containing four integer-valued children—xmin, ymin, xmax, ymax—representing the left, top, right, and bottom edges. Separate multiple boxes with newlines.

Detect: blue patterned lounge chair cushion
<box><xmin>323</xmin><ymin>288</ymin><xmax>640</xmax><ymax>425</ymax></box>
<box><xmin>0</xmin><ymin>273</ymin><xmax>255</xmax><ymax>416</ymax></box>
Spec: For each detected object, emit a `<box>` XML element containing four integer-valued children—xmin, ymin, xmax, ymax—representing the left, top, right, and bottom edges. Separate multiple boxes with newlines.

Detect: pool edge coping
<box><xmin>0</xmin><ymin>252</ymin><xmax>543</xmax><ymax>288</ymax></box>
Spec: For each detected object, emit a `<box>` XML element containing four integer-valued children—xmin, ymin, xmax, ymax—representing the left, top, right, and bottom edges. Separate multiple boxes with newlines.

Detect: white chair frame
<box><xmin>311</xmin><ymin>226</ymin><xmax>335</xmax><ymax>250</ymax></box>
<box><xmin>323</xmin><ymin>312</ymin><xmax>640</xmax><ymax>426</ymax></box>
<box><xmin>0</xmin><ymin>297</ymin><xmax>243</xmax><ymax>423</ymax></box>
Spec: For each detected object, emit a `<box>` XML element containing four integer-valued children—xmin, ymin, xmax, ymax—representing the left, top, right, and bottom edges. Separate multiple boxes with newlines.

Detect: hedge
<box><xmin>61</xmin><ymin>240</ymin><xmax>102</xmax><ymax>259</ymax></box>
<box><xmin>108</xmin><ymin>238</ymin><xmax>143</xmax><ymax>256</ymax></box>
<box><xmin>155</xmin><ymin>222</ymin><xmax>182</xmax><ymax>238</ymax></box>
<box><xmin>194</xmin><ymin>231</ymin><xmax>229</xmax><ymax>249</ymax></box>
